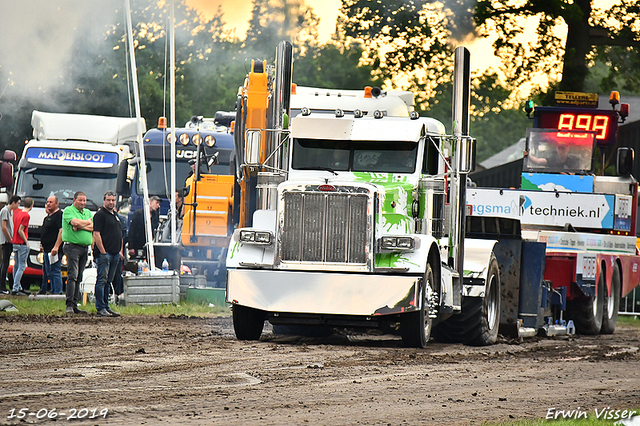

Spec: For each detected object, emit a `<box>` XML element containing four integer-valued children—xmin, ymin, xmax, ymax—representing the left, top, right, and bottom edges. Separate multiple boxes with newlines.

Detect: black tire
<box><xmin>433</xmin><ymin>256</ymin><xmax>501</xmax><ymax>346</ymax></box>
<box><xmin>232</xmin><ymin>304</ymin><xmax>265</xmax><ymax>340</ymax></box>
<box><xmin>401</xmin><ymin>263</ymin><xmax>435</xmax><ymax>348</ymax></box>
<box><xmin>601</xmin><ymin>263</ymin><xmax>621</xmax><ymax>335</ymax></box>
<box><xmin>566</xmin><ymin>267</ymin><xmax>604</xmax><ymax>335</ymax></box>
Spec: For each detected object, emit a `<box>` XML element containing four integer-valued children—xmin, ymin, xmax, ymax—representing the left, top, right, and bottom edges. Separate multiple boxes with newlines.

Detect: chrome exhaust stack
<box><xmin>449</xmin><ymin>46</ymin><xmax>472</xmax><ymax>278</ymax></box>
<box><xmin>258</xmin><ymin>41</ymin><xmax>293</xmax><ymax>211</ymax></box>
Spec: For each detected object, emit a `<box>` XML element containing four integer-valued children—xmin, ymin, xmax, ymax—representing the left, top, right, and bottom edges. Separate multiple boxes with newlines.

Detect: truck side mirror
<box><xmin>459</xmin><ymin>137</ymin><xmax>475</xmax><ymax>173</ymax></box>
<box><xmin>616</xmin><ymin>147</ymin><xmax>634</xmax><ymax>177</ymax></box>
<box><xmin>116</xmin><ymin>160</ymin><xmax>131</xmax><ymax>198</ymax></box>
<box><xmin>470</xmin><ymin>138</ymin><xmax>476</xmax><ymax>172</ymax></box>
<box><xmin>3</xmin><ymin>150</ymin><xmax>16</xmax><ymax>162</ymax></box>
<box><xmin>245</xmin><ymin>130</ymin><xmax>261</xmax><ymax>166</ymax></box>
<box><xmin>0</xmin><ymin>161</ymin><xmax>13</xmax><ymax>189</ymax></box>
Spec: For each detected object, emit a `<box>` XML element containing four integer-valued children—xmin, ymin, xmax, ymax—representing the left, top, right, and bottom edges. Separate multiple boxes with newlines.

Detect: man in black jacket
<box><xmin>127</xmin><ymin>195</ymin><xmax>161</xmax><ymax>259</ymax></box>
<box><xmin>39</xmin><ymin>196</ymin><xmax>64</xmax><ymax>294</ymax></box>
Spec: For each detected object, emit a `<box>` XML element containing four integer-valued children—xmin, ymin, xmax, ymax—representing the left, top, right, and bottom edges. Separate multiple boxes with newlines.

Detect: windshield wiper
<box><xmin>302</xmin><ymin>166</ymin><xmax>339</xmax><ymax>175</ymax></box>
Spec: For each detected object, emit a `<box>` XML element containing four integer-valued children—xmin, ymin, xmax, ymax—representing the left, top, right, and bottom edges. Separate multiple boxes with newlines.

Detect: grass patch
<box><xmin>488</xmin><ymin>416</ymin><xmax>638</xmax><ymax>426</ymax></box>
<box><xmin>618</xmin><ymin>315</ymin><xmax>640</xmax><ymax>327</ymax></box>
<box><xmin>0</xmin><ymin>296</ymin><xmax>230</xmax><ymax>317</ymax></box>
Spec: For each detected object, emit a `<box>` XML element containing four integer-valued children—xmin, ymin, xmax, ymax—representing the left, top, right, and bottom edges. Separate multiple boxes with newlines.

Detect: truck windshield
<box><xmin>292</xmin><ymin>138</ymin><xmax>417</xmax><ymax>173</ymax></box>
<box><xmin>15</xmin><ymin>168</ymin><xmax>114</xmax><ymax>209</ymax></box>
<box><xmin>523</xmin><ymin>129</ymin><xmax>595</xmax><ymax>174</ymax></box>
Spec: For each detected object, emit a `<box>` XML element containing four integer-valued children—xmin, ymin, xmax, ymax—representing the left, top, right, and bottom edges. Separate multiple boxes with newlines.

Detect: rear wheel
<box><xmin>232</xmin><ymin>304</ymin><xmax>265</xmax><ymax>340</ymax></box>
<box><xmin>433</xmin><ymin>256</ymin><xmax>501</xmax><ymax>346</ymax></box>
<box><xmin>567</xmin><ymin>267</ymin><xmax>604</xmax><ymax>335</ymax></box>
<box><xmin>401</xmin><ymin>263</ymin><xmax>435</xmax><ymax>348</ymax></box>
<box><xmin>601</xmin><ymin>263</ymin><xmax>621</xmax><ymax>335</ymax></box>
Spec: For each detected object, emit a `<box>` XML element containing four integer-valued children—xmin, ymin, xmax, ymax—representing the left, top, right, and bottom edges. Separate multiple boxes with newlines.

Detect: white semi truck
<box><xmin>10</xmin><ymin>111</ymin><xmax>143</xmax><ymax>285</ymax></box>
<box><xmin>226</xmin><ymin>44</ymin><xmax>505</xmax><ymax>347</ymax></box>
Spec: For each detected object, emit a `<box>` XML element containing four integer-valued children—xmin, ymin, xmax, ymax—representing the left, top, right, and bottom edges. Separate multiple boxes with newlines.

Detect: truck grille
<box><xmin>280</xmin><ymin>191</ymin><xmax>368</xmax><ymax>263</ymax></box>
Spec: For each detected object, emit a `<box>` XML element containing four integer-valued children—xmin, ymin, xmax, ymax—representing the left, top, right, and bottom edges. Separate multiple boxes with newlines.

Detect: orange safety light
<box><xmin>230</xmin><ymin>120</ymin><xmax>235</xmax><ymax>133</ymax></box>
<box><xmin>158</xmin><ymin>116</ymin><xmax>167</xmax><ymax>129</ymax></box>
<box><xmin>291</xmin><ymin>83</ymin><xmax>297</xmax><ymax>95</ymax></box>
<box><xmin>364</xmin><ymin>86</ymin><xmax>373</xmax><ymax>98</ymax></box>
<box><xmin>609</xmin><ymin>91</ymin><xmax>620</xmax><ymax>106</ymax></box>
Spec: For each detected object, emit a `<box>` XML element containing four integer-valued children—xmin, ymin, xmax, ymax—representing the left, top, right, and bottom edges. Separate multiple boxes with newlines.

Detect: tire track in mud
<box><xmin>1</xmin><ymin>315</ymin><xmax>639</xmax><ymax>425</ymax></box>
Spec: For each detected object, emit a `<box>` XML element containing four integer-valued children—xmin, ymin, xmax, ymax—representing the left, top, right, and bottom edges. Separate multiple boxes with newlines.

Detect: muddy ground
<box><xmin>1</xmin><ymin>314</ymin><xmax>639</xmax><ymax>425</ymax></box>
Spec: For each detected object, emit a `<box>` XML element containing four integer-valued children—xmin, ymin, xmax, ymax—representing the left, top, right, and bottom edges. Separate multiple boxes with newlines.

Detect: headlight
<box><xmin>379</xmin><ymin>236</ymin><xmax>415</xmax><ymax>250</ymax></box>
<box><xmin>204</xmin><ymin>135</ymin><xmax>216</xmax><ymax>147</ymax></box>
<box><xmin>179</xmin><ymin>133</ymin><xmax>190</xmax><ymax>145</ymax></box>
<box><xmin>239</xmin><ymin>230</ymin><xmax>273</xmax><ymax>245</ymax></box>
<box><xmin>240</xmin><ymin>230</ymin><xmax>255</xmax><ymax>242</ymax></box>
<box><xmin>37</xmin><ymin>252</ymin><xmax>45</xmax><ymax>264</ymax></box>
<box><xmin>62</xmin><ymin>255</ymin><xmax>68</xmax><ymax>267</ymax></box>
<box><xmin>166</xmin><ymin>132</ymin><xmax>175</xmax><ymax>143</ymax></box>
<box><xmin>381</xmin><ymin>236</ymin><xmax>397</xmax><ymax>249</ymax></box>
<box><xmin>192</xmin><ymin>134</ymin><xmax>202</xmax><ymax>146</ymax></box>
<box><xmin>397</xmin><ymin>237</ymin><xmax>414</xmax><ymax>249</ymax></box>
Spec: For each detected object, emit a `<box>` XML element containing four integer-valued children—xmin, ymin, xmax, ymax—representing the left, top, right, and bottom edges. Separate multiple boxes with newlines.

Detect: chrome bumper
<box><xmin>226</xmin><ymin>268</ymin><xmax>421</xmax><ymax>316</ymax></box>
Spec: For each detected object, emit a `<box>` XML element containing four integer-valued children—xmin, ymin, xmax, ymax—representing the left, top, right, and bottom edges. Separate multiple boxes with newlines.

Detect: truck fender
<box><xmin>226</xmin><ymin>209</ymin><xmax>277</xmax><ymax>268</ymax></box>
<box><xmin>463</xmin><ymin>238</ymin><xmax>498</xmax><ymax>297</ymax></box>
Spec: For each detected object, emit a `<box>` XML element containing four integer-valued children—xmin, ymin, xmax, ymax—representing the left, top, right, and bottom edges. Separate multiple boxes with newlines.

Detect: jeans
<box><xmin>95</xmin><ymin>252</ymin><xmax>120</xmax><ymax>312</ymax></box>
<box><xmin>111</xmin><ymin>256</ymin><xmax>124</xmax><ymax>296</ymax></box>
<box><xmin>12</xmin><ymin>244</ymin><xmax>29</xmax><ymax>292</ymax></box>
<box><xmin>64</xmin><ymin>243</ymin><xmax>88</xmax><ymax>309</ymax></box>
<box><xmin>42</xmin><ymin>251</ymin><xmax>63</xmax><ymax>294</ymax></box>
<box><xmin>0</xmin><ymin>243</ymin><xmax>12</xmax><ymax>291</ymax></box>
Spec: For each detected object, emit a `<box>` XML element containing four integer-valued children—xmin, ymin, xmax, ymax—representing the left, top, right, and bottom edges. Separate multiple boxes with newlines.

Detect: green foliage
<box><xmin>473</xmin><ymin>0</ymin><xmax>640</xmax><ymax>93</ymax></box>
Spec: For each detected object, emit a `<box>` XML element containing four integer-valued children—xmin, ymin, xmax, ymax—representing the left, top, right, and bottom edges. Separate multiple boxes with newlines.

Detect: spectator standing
<box><xmin>159</xmin><ymin>190</ymin><xmax>185</xmax><ymax>244</ymax></box>
<box><xmin>11</xmin><ymin>197</ymin><xmax>33</xmax><ymax>295</ymax></box>
<box><xmin>128</xmin><ymin>195</ymin><xmax>161</xmax><ymax>259</ymax></box>
<box><xmin>110</xmin><ymin>211</ymin><xmax>128</xmax><ymax>304</ymax></box>
<box><xmin>38</xmin><ymin>196</ymin><xmax>64</xmax><ymax>295</ymax></box>
<box><xmin>62</xmin><ymin>191</ymin><xmax>93</xmax><ymax>315</ymax></box>
<box><xmin>0</xmin><ymin>195</ymin><xmax>21</xmax><ymax>295</ymax></box>
<box><xmin>93</xmin><ymin>190</ymin><xmax>123</xmax><ymax>317</ymax></box>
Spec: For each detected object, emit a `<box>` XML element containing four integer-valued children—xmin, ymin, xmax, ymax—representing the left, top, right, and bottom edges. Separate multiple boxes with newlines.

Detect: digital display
<box><xmin>534</xmin><ymin>107</ymin><xmax>618</xmax><ymax>145</ymax></box>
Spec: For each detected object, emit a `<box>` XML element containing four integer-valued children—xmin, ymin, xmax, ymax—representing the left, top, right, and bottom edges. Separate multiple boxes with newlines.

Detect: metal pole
<box><xmin>169</xmin><ymin>0</ymin><xmax>177</xmax><ymax>245</ymax></box>
<box><xmin>125</xmin><ymin>0</ymin><xmax>156</xmax><ymax>268</ymax></box>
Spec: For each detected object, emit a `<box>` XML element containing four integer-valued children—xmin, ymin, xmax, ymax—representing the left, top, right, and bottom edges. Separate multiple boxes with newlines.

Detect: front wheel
<box><xmin>232</xmin><ymin>304</ymin><xmax>266</xmax><ymax>340</ymax></box>
<box><xmin>401</xmin><ymin>263</ymin><xmax>436</xmax><ymax>348</ymax></box>
<box><xmin>601</xmin><ymin>263</ymin><xmax>621</xmax><ymax>335</ymax></box>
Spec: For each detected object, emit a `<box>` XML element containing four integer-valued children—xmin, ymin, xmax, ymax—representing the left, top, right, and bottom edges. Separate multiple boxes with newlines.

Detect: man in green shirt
<box><xmin>62</xmin><ymin>191</ymin><xmax>93</xmax><ymax>315</ymax></box>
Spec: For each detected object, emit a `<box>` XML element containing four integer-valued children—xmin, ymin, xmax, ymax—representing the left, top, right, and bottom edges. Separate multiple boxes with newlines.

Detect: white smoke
<box><xmin>0</xmin><ymin>0</ymin><xmax>120</xmax><ymax>98</ymax></box>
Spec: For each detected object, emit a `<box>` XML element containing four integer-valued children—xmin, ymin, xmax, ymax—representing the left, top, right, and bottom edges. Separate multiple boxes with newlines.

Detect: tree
<box><xmin>340</xmin><ymin>0</ymin><xmax>455</xmax><ymax>89</ymax></box>
<box><xmin>474</xmin><ymin>0</ymin><xmax>640</xmax><ymax>93</ymax></box>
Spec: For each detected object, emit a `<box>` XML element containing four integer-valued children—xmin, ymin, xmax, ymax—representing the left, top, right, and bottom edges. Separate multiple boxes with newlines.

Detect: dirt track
<box><xmin>1</xmin><ymin>314</ymin><xmax>639</xmax><ymax>425</ymax></box>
